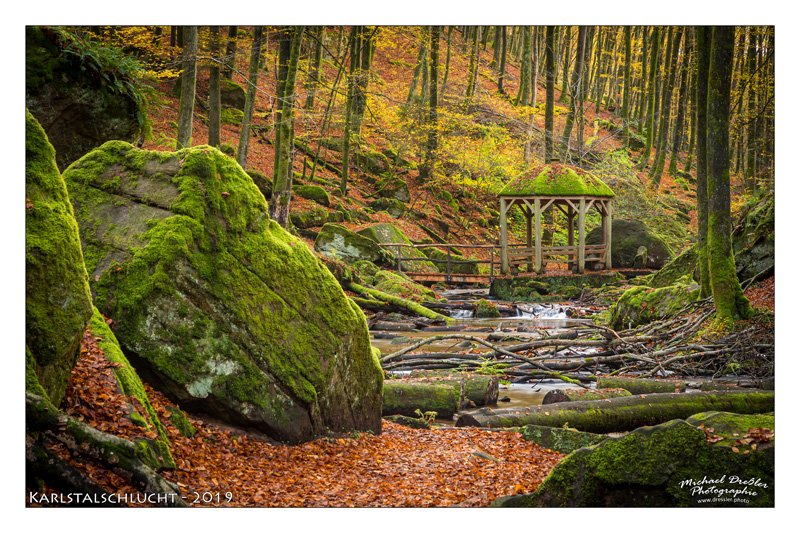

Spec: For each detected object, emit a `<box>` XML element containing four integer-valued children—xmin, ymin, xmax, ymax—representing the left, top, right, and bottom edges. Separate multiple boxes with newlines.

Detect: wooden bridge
<box><xmin>378</xmin><ymin>242</ymin><xmax>609</xmax><ymax>285</ymax></box>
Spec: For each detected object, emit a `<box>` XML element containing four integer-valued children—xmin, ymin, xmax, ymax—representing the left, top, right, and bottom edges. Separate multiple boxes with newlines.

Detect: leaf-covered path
<box><xmin>62</xmin><ymin>329</ymin><xmax>564</xmax><ymax>507</ymax></box>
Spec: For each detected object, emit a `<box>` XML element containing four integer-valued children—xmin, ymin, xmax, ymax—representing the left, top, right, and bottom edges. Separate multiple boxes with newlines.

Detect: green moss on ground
<box><xmin>294</xmin><ymin>184</ymin><xmax>331</xmax><ymax>207</ymax></box>
<box><xmin>372</xmin><ymin>270</ymin><xmax>438</xmax><ymax>303</ymax></box>
<box><xmin>609</xmin><ymin>279</ymin><xmax>700</xmax><ymax>330</ymax></box>
<box><xmin>25</xmin><ymin>109</ymin><xmax>93</xmax><ymax>404</ymax></box>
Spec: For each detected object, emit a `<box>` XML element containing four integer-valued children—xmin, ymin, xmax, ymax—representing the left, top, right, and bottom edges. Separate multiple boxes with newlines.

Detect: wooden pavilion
<box><xmin>498</xmin><ymin>164</ymin><xmax>615</xmax><ymax>275</ymax></box>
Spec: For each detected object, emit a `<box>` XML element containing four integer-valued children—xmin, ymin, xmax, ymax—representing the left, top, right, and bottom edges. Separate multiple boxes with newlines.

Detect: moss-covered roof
<box><xmin>499</xmin><ymin>164</ymin><xmax>615</xmax><ymax>198</ymax></box>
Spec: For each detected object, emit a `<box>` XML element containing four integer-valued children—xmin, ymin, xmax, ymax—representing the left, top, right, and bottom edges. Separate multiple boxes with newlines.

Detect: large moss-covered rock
<box><xmin>314</xmin><ymin>223</ymin><xmax>393</xmax><ymax>265</ymax></box>
<box><xmin>609</xmin><ymin>279</ymin><xmax>700</xmax><ymax>330</ymax></box>
<box><xmin>89</xmin><ymin>307</ymin><xmax>174</xmax><ymax>469</ymax></box>
<box><xmin>732</xmin><ymin>192</ymin><xmax>774</xmax><ymax>283</ymax></box>
<box><xmin>650</xmin><ymin>246</ymin><xmax>698</xmax><ymax>288</ymax></box>
<box><xmin>588</xmin><ymin>219</ymin><xmax>673</xmax><ymax>269</ymax></box>
<box><xmin>26</xmin><ymin>27</ymin><xmax>145</xmax><ymax>170</ymax></box>
<box><xmin>421</xmin><ymin>247</ymin><xmax>480</xmax><ymax>275</ymax></box>
<box><xmin>357</xmin><ymin>223</ymin><xmax>438</xmax><ymax>273</ymax></box>
<box><xmin>25</xmin><ymin>109</ymin><xmax>93</xmax><ymax>404</ymax></box>
<box><xmin>369</xmin><ymin>197</ymin><xmax>407</xmax><ymax>218</ymax></box>
<box><xmin>220</xmin><ymin>79</ymin><xmax>246</xmax><ymax>110</ymax></box>
<box><xmin>290</xmin><ymin>206</ymin><xmax>329</xmax><ymax>229</ymax></box>
<box><xmin>64</xmin><ymin>141</ymin><xmax>383</xmax><ymax>443</ymax></box>
<box><xmin>294</xmin><ymin>184</ymin><xmax>331</xmax><ymax>207</ymax></box>
<box><xmin>496</xmin><ymin>413</ymin><xmax>774</xmax><ymax>507</ymax></box>
<box><xmin>374</xmin><ymin>176</ymin><xmax>410</xmax><ymax>202</ymax></box>
<box><xmin>519</xmin><ymin>425</ymin><xmax>608</xmax><ymax>454</ymax></box>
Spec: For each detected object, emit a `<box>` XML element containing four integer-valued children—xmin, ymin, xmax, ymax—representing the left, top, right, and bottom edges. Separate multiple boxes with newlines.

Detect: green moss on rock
<box><xmin>520</xmin><ymin>425</ymin><xmax>608</xmax><ymax>454</ymax></box>
<box><xmin>587</xmin><ymin>218</ymin><xmax>673</xmax><ymax>269</ymax></box>
<box><xmin>357</xmin><ymin>224</ymin><xmax>438</xmax><ymax>274</ymax></box>
<box><xmin>372</xmin><ymin>270</ymin><xmax>438</xmax><ymax>303</ymax></box>
<box><xmin>497</xmin><ymin>414</ymin><xmax>774</xmax><ymax>507</ymax></box>
<box><xmin>369</xmin><ymin>197</ymin><xmax>407</xmax><ymax>218</ymax></box>
<box><xmin>490</xmin><ymin>272</ymin><xmax>624</xmax><ymax>302</ymax></box>
<box><xmin>475</xmin><ymin>299</ymin><xmax>501</xmax><ymax>318</ymax></box>
<box><xmin>65</xmin><ymin>141</ymin><xmax>383</xmax><ymax>443</ymax></box>
<box><xmin>294</xmin><ymin>184</ymin><xmax>331</xmax><ymax>207</ymax></box>
<box><xmin>500</xmin><ymin>164</ymin><xmax>614</xmax><ymax>198</ymax></box>
<box><xmin>89</xmin><ymin>307</ymin><xmax>174</xmax><ymax>468</ymax></box>
<box><xmin>650</xmin><ymin>246</ymin><xmax>699</xmax><ymax>288</ymax></box>
<box><xmin>290</xmin><ymin>206</ymin><xmax>329</xmax><ymax>229</ymax></box>
<box><xmin>25</xmin><ymin>109</ymin><xmax>93</xmax><ymax>405</ymax></box>
<box><xmin>314</xmin><ymin>223</ymin><xmax>393</xmax><ymax>265</ymax></box>
<box><xmin>609</xmin><ymin>279</ymin><xmax>700</xmax><ymax>330</ymax></box>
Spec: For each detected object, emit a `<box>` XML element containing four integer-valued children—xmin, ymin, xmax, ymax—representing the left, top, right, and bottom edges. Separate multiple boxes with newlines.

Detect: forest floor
<box><xmin>56</xmin><ymin>329</ymin><xmax>563</xmax><ymax>507</ymax></box>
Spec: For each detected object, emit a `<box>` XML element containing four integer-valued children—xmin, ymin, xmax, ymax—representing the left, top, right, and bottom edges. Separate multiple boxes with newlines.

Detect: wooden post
<box><xmin>500</xmin><ymin>198</ymin><xmax>509</xmax><ymax>274</ymax></box>
<box><xmin>567</xmin><ymin>206</ymin><xmax>575</xmax><ymax>271</ymax></box>
<box><xmin>446</xmin><ymin>246</ymin><xmax>452</xmax><ymax>283</ymax></box>
<box><xmin>490</xmin><ymin>247</ymin><xmax>495</xmax><ymax>282</ymax></box>
<box><xmin>525</xmin><ymin>205</ymin><xmax>533</xmax><ymax>272</ymax></box>
<box><xmin>534</xmin><ymin>198</ymin><xmax>542</xmax><ymax>273</ymax></box>
<box><xmin>604</xmin><ymin>200</ymin><xmax>613</xmax><ymax>269</ymax></box>
<box><xmin>578</xmin><ymin>198</ymin><xmax>586</xmax><ymax>273</ymax></box>
<box><xmin>396</xmin><ymin>245</ymin><xmax>403</xmax><ymax>273</ymax></box>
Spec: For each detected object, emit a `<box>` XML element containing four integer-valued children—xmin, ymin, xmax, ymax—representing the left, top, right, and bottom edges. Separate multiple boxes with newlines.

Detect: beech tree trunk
<box><xmin>208</xmin><ymin>26</ymin><xmax>221</xmax><ymax>148</ymax></box>
<box><xmin>544</xmin><ymin>26</ymin><xmax>555</xmax><ymax>161</ymax></box>
<box><xmin>420</xmin><ymin>25</ymin><xmax>440</xmax><ymax>181</ymax></box>
<box><xmin>176</xmin><ymin>26</ymin><xmax>198</xmax><ymax>149</ymax></box>
<box><xmin>236</xmin><ymin>26</ymin><xmax>264</xmax><ymax>167</ymax></box>
<box><xmin>222</xmin><ymin>26</ymin><xmax>238</xmax><ymax>79</ymax></box>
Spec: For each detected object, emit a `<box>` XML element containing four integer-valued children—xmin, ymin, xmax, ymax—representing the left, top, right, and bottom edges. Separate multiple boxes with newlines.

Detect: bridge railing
<box><xmin>377</xmin><ymin>243</ymin><xmax>527</xmax><ymax>283</ymax></box>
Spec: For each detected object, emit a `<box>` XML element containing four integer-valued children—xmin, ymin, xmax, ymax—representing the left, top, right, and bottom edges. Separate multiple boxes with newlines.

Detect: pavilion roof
<box><xmin>499</xmin><ymin>164</ymin><xmax>615</xmax><ymax>198</ymax></box>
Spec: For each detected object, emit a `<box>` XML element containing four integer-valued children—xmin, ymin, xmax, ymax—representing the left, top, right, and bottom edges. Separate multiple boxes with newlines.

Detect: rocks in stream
<box><xmin>65</xmin><ymin>141</ymin><xmax>383</xmax><ymax>443</ymax></box>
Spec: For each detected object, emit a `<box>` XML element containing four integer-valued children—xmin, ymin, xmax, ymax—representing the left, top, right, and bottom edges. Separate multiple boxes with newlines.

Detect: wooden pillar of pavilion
<box><xmin>567</xmin><ymin>204</ymin><xmax>575</xmax><ymax>271</ymax></box>
<box><xmin>604</xmin><ymin>200</ymin><xmax>613</xmax><ymax>269</ymax></box>
<box><xmin>500</xmin><ymin>198</ymin><xmax>509</xmax><ymax>274</ymax></box>
<box><xmin>525</xmin><ymin>203</ymin><xmax>533</xmax><ymax>272</ymax></box>
<box><xmin>534</xmin><ymin>198</ymin><xmax>542</xmax><ymax>273</ymax></box>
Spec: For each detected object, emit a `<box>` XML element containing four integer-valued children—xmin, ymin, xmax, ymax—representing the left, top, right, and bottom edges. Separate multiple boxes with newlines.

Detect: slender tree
<box><xmin>544</xmin><ymin>26</ymin><xmax>555</xmax><ymax>161</ymax></box>
<box><xmin>560</xmin><ymin>26</ymin><xmax>587</xmax><ymax>160</ymax></box>
<box><xmin>420</xmin><ymin>26</ymin><xmax>440</xmax><ymax>181</ymax></box>
<box><xmin>270</xmin><ymin>26</ymin><xmax>306</xmax><ymax>227</ymax></box>
<box><xmin>559</xmin><ymin>27</ymin><xmax>571</xmax><ymax>101</ymax></box>
<box><xmin>176</xmin><ymin>26</ymin><xmax>198</xmax><ymax>149</ymax></box>
<box><xmin>236</xmin><ymin>26</ymin><xmax>264</xmax><ymax>167</ymax></box>
<box><xmin>516</xmin><ymin>27</ymin><xmax>532</xmax><ymax>104</ymax></box>
<box><xmin>466</xmin><ymin>27</ymin><xmax>480</xmax><ymax>98</ymax></box>
<box><xmin>669</xmin><ymin>32</ymin><xmax>692</xmax><ymax>174</ymax></box>
<box><xmin>351</xmin><ymin>27</ymin><xmax>376</xmax><ymax>135</ymax></box>
<box><xmin>498</xmin><ymin>26</ymin><xmax>507</xmax><ymax>94</ymax></box>
<box><xmin>341</xmin><ymin>26</ymin><xmax>360</xmax><ymax>194</ymax></box>
<box><xmin>304</xmin><ymin>27</ymin><xmax>324</xmax><ymax>110</ymax></box>
<box><xmin>208</xmin><ymin>26</ymin><xmax>222</xmax><ymax>148</ymax></box>
<box><xmin>639</xmin><ymin>27</ymin><xmax>660</xmax><ymax>167</ymax></box>
<box><xmin>650</xmin><ymin>27</ymin><xmax>683</xmax><ymax>185</ymax></box>
<box><xmin>705</xmin><ymin>26</ymin><xmax>752</xmax><ymax>321</ymax></box>
<box><xmin>441</xmin><ymin>26</ymin><xmax>453</xmax><ymax>98</ymax></box>
<box><xmin>222</xmin><ymin>26</ymin><xmax>238</xmax><ymax>79</ymax></box>
<box><xmin>621</xmin><ymin>26</ymin><xmax>632</xmax><ymax>128</ymax></box>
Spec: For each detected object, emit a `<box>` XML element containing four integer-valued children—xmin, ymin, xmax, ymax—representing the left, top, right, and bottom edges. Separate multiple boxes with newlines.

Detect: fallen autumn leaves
<box><xmin>56</xmin><ymin>326</ymin><xmax>564</xmax><ymax>507</ymax></box>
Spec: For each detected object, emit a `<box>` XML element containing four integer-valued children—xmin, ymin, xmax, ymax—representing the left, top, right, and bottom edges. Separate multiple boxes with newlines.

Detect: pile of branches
<box><xmin>380</xmin><ymin>300</ymin><xmax>774</xmax><ymax>385</ymax></box>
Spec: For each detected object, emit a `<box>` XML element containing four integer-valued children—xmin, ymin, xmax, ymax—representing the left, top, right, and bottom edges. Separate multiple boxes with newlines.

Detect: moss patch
<box><xmin>500</xmin><ymin>164</ymin><xmax>614</xmax><ymax>198</ymax></box>
<box><xmin>314</xmin><ymin>223</ymin><xmax>393</xmax><ymax>265</ymax></box>
<box><xmin>609</xmin><ymin>279</ymin><xmax>700</xmax><ymax>330</ymax></box>
<box><xmin>356</xmin><ymin>223</ymin><xmax>438</xmax><ymax>274</ymax></box>
<box><xmin>372</xmin><ymin>270</ymin><xmax>438</xmax><ymax>303</ymax></box>
<box><xmin>25</xmin><ymin>109</ymin><xmax>93</xmax><ymax>404</ymax></box>
<box><xmin>294</xmin><ymin>184</ymin><xmax>331</xmax><ymax>207</ymax></box>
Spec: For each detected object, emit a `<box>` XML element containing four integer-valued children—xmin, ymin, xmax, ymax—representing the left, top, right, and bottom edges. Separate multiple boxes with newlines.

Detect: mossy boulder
<box><xmin>25</xmin><ymin>110</ymin><xmax>93</xmax><ymax>404</ymax></box>
<box><xmin>294</xmin><ymin>184</ymin><xmax>331</xmax><ymax>207</ymax></box>
<box><xmin>587</xmin><ymin>219</ymin><xmax>673</xmax><ymax>269</ymax></box>
<box><xmin>372</xmin><ymin>270</ymin><xmax>438</xmax><ymax>303</ymax></box>
<box><xmin>475</xmin><ymin>299</ymin><xmax>501</xmax><ymax>318</ymax></box>
<box><xmin>26</xmin><ymin>27</ymin><xmax>145</xmax><ymax>170</ymax></box>
<box><xmin>220</xmin><ymin>107</ymin><xmax>244</xmax><ymax>126</ymax></box>
<box><xmin>732</xmin><ymin>192</ymin><xmax>774</xmax><ymax>283</ymax></box>
<box><xmin>64</xmin><ymin>141</ymin><xmax>383</xmax><ymax>443</ymax></box>
<box><xmin>290</xmin><ymin>206</ymin><xmax>329</xmax><ymax>229</ymax></box>
<box><xmin>220</xmin><ymin>78</ymin><xmax>246</xmax><ymax>110</ymax></box>
<box><xmin>355</xmin><ymin>148</ymin><xmax>390</xmax><ymax>174</ymax></box>
<box><xmin>246</xmin><ymin>169</ymin><xmax>272</xmax><ymax>200</ymax></box>
<box><xmin>314</xmin><ymin>223</ymin><xmax>393</xmax><ymax>265</ymax></box>
<box><xmin>496</xmin><ymin>413</ymin><xmax>774</xmax><ymax>507</ymax></box>
<box><xmin>369</xmin><ymin>197</ymin><xmax>407</xmax><ymax>218</ymax></box>
<box><xmin>374</xmin><ymin>176</ymin><xmax>410</xmax><ymax>202</ymax></box>
<box><xmin>609</xmin><ymin>279</ymin><xmax>700</xmax><ymax>330</ymax></box>
<box><xmin>357</xmin><ymin>223</ymin><xmax>438</xmax><ymax>274</ymax></box>
<box><xmin>520</xmin><ymin>425</ymin><xmax>608</xmax><ymax>454</ymax></box>
<box><xmin>89</xmin><ymin>307</ymin><xmax>175</xmax><ymax>468</ymax></box>
<box><xmin>650</xmin><ymin>246</ymin><xmax>698</xmax><ymax>288</ymax></box>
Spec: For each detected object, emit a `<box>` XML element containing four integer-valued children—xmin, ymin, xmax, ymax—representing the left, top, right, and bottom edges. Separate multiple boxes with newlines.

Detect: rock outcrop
<box><xmin>65</xmin><ymin>141</ymin><xmax>383</xmax><ymax>443</ymax></box>
<box><xmin>588</xmin><ymin>219</ymin><xmax>673</xmax><ymax>269</ymax></box>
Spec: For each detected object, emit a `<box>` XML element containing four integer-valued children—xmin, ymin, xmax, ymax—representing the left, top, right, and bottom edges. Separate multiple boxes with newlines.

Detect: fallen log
<box><xmin>541</xmin><ymin>387</ymin><xmax>632</xmax><ymax>404</ymax></box>
<box><xmin>382</xmin><ymin>380</ymin><xmax>461</xmax><ymax>419</ymax></box>
<box><xmin>369</xmin><ymin>320</ymin><xmax>418</xmax><ymax>332</ymax></box>
<box><xmin>347</xmin><ymin>282</ymin><xmax>452</xmax><ymax>324</ymax></box>
<box><xmin>454</xmin><ymin>391</ymin><xmax>775</xmax><ymax>433</ymax></box>
<box><xmin>596</xmin><ymin>376</ymin><xmax>686</xmax><ymax>394</ymax></box>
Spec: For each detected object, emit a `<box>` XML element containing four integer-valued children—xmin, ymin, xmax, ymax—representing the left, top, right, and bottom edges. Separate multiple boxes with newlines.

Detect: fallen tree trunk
<box><xmin>596</xmin><ymin>376</ymin><xmax>686</xmax><ymax>394</ymax></box>
<box><xmin>541</xmin><ymin>387</ymin><xmax>632</xmax><ymax>404</ymax></box>
<box><xmin>382</xmin><ymin>380</ymin><xmax>461</xmax><ymax>419</ymax></box>
<box><xmin>347</xmin><ymin>282</ymin><xmax>452</xmax><ymax>323</ymax></box>
<box><xmin>455</xmin><ymin>391</ymin><xmax>775</xmax><ymax>433</ymax></box>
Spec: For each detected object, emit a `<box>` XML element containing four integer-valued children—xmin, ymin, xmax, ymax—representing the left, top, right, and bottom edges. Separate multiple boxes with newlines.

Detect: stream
<box><xmin>371</xmin><ymin>288</ymin><xmax>600</xmax><ymax>423</ymax></box>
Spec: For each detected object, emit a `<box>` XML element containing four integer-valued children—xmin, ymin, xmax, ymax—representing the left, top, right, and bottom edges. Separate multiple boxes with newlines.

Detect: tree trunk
<box><xmin>441</xmin><ymin>26</ymin><xmax>452</xmax><ymax>98</ymax></box>
<box><xmin>304</xmin><ymin>26</ymin><xmax>324</xmax><ymax>110</ymax></box>
<box><xmin>542</xmin><ymin>387</ymin><xmax>631</xmax><ymax>404</ymax></box>
<box><xmin>420</xmin><ymin>26</ymin><xmax>440</xmax><ymax>181</ymax></box>
<box><xmin>706</xmin><ymin>26</ymin><xmax>752</xmax><ymax>321</ymax></box>
<box><xmin>621</xmin><ymin>26</ymin><xmax>632</xmax><ymax>128</ymax></box>
<box><xmin>455</xmin><ymin>390</ymin><xmax>774</xmax><ymax>432</ymax></box>
<box><xmin>515</xmin><ymin>27</ymin><xmax>532</xmax><ymax>104</ymax></box>
<box><xmin>559</xmin><ymin>26</ymin><xmax>571</xmax><ymax>102</ymax></box>
<box><xmin>269</xmin><ymin>26</ymin><xmax>305</xmax><ymax>227</ymax></box>
<box><xmin>346</xmin><ymin>282</ymin><xmax>451</xmax><ymax>323</ymax></box>
<box><xmin>176</xmin><ymin>26</ymin><xmax>198</xmax><ymax>150</ymax></box>
<box><xmin>650</xmin><ymin>27</ymin><xmax>683</xmax><ymax>186</ymax></box>
<box><xmin>596</xmin><ymin>376</ymin><xmax>686</xmax><ymax>394</ymax></box>
<box><xmin>639</xmin><ymin>27</ymin><xmax>660</xmax><ymax>168</ymax></box>
<box><xmin>208</xmin><ymin>26</ymin><xmax>221</xmax><ymax>148</ymax></box>
<box><xmin>544</xmin><ymin>27</ymin><xmax>555</xmax><ymax>161</ymax></box>
<box><xmin>236</xmin><ymin>26</ymin><xmax>264</xmax><ymax>168</ymax></box>
<box><xmin>530</xmin><ymin>27</ymin><xmax>539</xmax><ymax>107</ymax></box>
<box><xmin>222</xmin><ymin>26</ymin><xmax>238</xmax><ymax>79</ymax></box>
<box><xmin>560</xmin><ymin>26</ymin><xmax>587</xmax><ymax>160</ymax></box>
<box><xmin>498</xmin><ymin>26</ymin><xmax>507</xmax><ymax>94</ymax></box>
<box><xmin>466</xmin><ymin>27</ymin><xmax>479</xmax><ymax>98</ymax></box>
<box><xmin>340</xmin><ymin>26</ymin><xmax>360</xmax><ymax>195</ymax></box>
<box><xmin>669</xmin><ymin>32</ymin><xmax>692</xmax><ymax>174</ymax></box>
<box><xmin>351</xmin><ymin>27</ymin><xmax>375</xmax><ymax>135</ymax></box>
<box><xmin>695</xmin><ymin>26</ymin><xmax>713</xmax><ymax>297</ymax></box>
